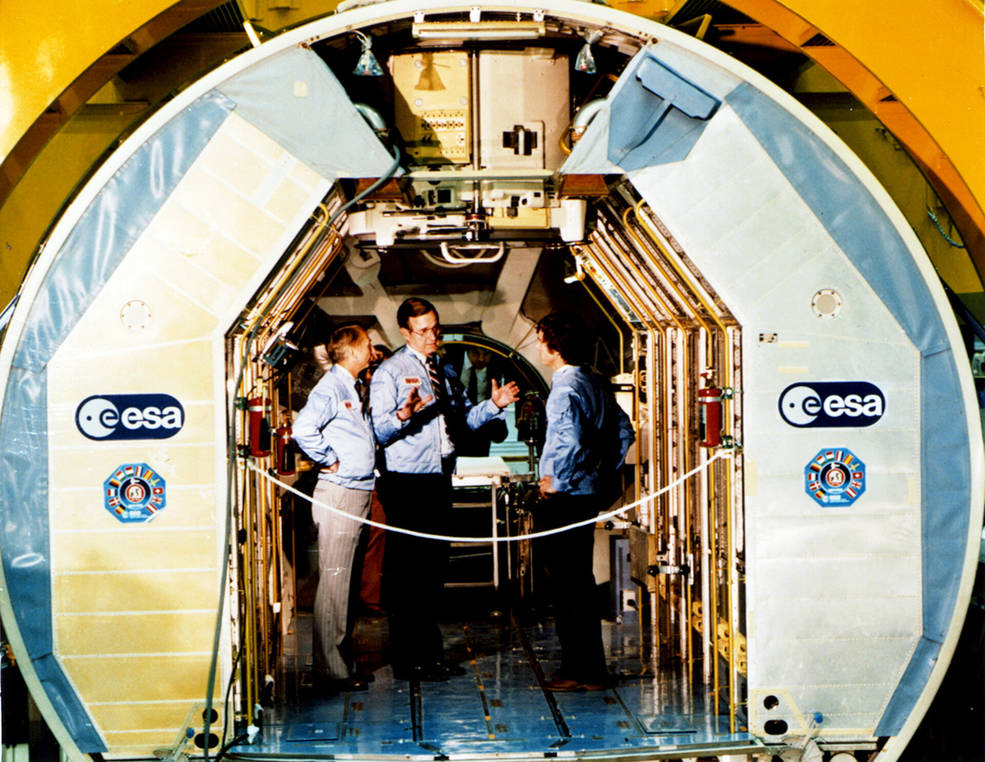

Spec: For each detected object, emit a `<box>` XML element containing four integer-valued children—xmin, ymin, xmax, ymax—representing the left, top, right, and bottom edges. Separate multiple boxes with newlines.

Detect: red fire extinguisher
<box><xmin>248</xmin><ymin>397</ymin><xmax>272</xmax><ymax>457</ymax></box>
<box><xmin>697</xmin><ymin>373</ymin><xmax>722</xmax><ymax>448</ymax></box>
<box><xmin>275</xmin><ymin>422</ymin><xmax>296</xmax><ymax>476</ymax></box>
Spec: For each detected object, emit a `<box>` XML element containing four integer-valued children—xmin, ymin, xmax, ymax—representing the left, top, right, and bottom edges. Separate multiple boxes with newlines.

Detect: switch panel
<box><xmin>391</xmin><ymin>51</ymin><xmax>471</xmax><ymax>165</ymax></box>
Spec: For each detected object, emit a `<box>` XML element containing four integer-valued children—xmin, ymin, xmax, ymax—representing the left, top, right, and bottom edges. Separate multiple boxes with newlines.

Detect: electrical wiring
<box><xmin>927</xmin><ymin>206</ymin><xmax>966</xmax><ymax>249</ymax></box>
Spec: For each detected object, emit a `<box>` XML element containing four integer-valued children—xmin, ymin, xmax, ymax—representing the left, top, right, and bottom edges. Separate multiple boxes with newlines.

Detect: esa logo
<box><xmin>76</xmin><ymin>394</ymin><xmax>185</xmax><ymax>440</ymax></box>
<box><xmin>778</xmin><ymin>382</ymin><xmax>885</xmax><ymax>428</ymax></box>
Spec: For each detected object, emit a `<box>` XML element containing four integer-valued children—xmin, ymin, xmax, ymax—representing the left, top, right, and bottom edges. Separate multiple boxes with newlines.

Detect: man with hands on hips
<box><xmin>292</xmin><ymin>324</ymin><xmax>390</xmax><ymax>693</ymax></box>
<box><xmin>370</xmin><ymin>297</ymin><xmax>520</xmax><ymax>681</ymax></box>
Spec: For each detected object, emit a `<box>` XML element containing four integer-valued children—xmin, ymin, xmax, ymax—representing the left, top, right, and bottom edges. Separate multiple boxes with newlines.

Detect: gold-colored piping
<box><xmin>571</xmin><ymin>240</ymin><xmax>663</xmax><ymax>670</ymax></box>
<box><xmin>618</xmin><ymin>210</ymin><xmax>703</xmax><ymax>676</ymax></box>
<box><xmin>231</xmin><ymin>199</ymin><xmax>346</xmax><ymax>732</ymax></box>
<box><xmin>558</xmin><ymin>131</ymin><xmax>572</xmax><ymax>156</ymax></box>
<box><xmin>622</xmin><ymin>206</ymin><xmax>716</xmax><ymax>355</ymax></box>
<box><xmin>578</xmin><ymin>233</ymin><xmax>660</xmax><ymax>530</ymax></box>
<box><xmin>239</xmin><ymin>201</ymin><xmax>338</xmax><ymax>347</ymax></box>
<box><xmin>595</xmin><ymin>218</ymin><xmax>696</xmax><ymax>672</ymax></box>
<box><xmin>573</xmin><ymin>238</ymin><xmax>659</xmax><ymax>536</ymax></box>
<box><xmin>620</xmin><ymin>203</ymin><xmax>712</xmax><ymax>688</ymax></box>
<box><xmin>241</xmin><ymin>359</ymin><xmax>257</xmax><ymax>718</ymax></box>
<box><xmin>629</xmin><ymin>199</ymin><xmax>739</xmax><ymax>733</ymax></box>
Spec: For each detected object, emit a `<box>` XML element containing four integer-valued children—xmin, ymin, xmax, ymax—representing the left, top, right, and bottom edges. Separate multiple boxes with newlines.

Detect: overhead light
<box><xmin>243</xmin><ymin>21</ymin><xmax>261</xmax><ymax>49</ymax></box>
<box><xmin>353</xmin><ymin>30</ymin><xmax>383</xmax><ymax>77</ymax></box>
<box><xmin>412</xmin><ymin>21</ymin><xmax>546</xmax><ymax>41</ymax></box>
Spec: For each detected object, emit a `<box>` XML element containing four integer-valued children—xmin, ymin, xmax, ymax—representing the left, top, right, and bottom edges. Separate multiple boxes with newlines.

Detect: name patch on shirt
<box><xmin>403</xmin><ymin>376</ymin><xmax>421</xmax><ymax>385</ymax></box>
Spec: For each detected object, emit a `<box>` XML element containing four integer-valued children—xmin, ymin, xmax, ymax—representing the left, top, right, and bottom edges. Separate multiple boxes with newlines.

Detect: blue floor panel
<box><xmin>283</xmin><ymin>722</ymin><xmax>340</xmax><ymax>742</ymax></box>
<box><xmin>227</xmin><ymin>611</ymin><xmax>763</xmax><ymax>760</ymax></box>
<box><xmin>638</xmin><ymin>713</ymin><xmax>697</xmax><ymax>734</ymax></box>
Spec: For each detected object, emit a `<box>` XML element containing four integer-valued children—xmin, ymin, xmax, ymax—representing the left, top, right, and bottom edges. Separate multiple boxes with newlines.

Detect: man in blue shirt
<box><xmin>535</xmin><ymin>312</ymin><xmax>636</xmax><ymax>691</ymax></box>
<box><xmin>293</xmin><ymin>324</ymin><xmax>382</xmax><ymax>692</ymax></box>
<box><xmin>370</xmin><ymin>297</ymin><xmax>520</xmax><ymax>680</ymax></box>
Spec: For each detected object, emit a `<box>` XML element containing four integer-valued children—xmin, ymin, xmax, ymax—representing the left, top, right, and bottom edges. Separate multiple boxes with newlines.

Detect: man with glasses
<box><xmin>370</xmin><ymin>297</ymin><xmax>520</xmax><ymax>680</ymax></box>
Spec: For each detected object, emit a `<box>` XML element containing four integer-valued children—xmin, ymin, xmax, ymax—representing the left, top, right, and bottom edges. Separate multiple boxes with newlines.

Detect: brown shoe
<box><xmin>543</xmin><ymin>677</ymin><xmax>604</xmax><ymax>692</ymax></box>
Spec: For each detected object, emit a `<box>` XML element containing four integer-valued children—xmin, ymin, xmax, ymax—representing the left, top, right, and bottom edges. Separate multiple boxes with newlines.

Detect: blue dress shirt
<box><xmin>370</xmin><ymin>346</ymin><xmax>505</xmax><ymax>474</ymax></box>
<box><xmin>540</xmin><ymin>364</ymin><xmax>635</xmax><ymax>496</ymax></box>
<box><xmin>292</xmin><ymin>364</ymin><xmax>376</xmax><ymax>490</ymax></box>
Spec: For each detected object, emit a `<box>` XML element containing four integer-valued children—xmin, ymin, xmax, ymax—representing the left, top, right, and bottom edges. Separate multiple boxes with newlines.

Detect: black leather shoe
<box><xmin>391</xmin><ymin>665</ymin><xmax>413</xmax><ymax>681</ymax></box>
<box><xmin>342</xmin><ymin>675</ymin><xmax>369</xmax><ymax>692</ymax></box>
<box><xmin>307</xmin><ymin>674</ymin><xmax>341</xmax><ymax>696</ymax></box>
<box><xmin>543</xmin><ymin>676</ymin><xmax>604</xmax><ymax>692</ymax></box>
<box><xmin>393</xmin><ymin>665</ymin><xmax>448</xmax><ymax>682</ymax></box>
<box><xmin>431</xmin><ymin>662</ymin><xmax>467</xmax><ymax>678</ymax></box>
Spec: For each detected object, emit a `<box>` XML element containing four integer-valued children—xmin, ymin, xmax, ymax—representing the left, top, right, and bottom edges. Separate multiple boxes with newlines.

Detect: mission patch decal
<box><xmin>804</xmin><ymin>448</ymin><xmax>866</xmax><ymax>507</ymax></box>
<box><xmin>104</xmin><ymin>462</ymin><xmax>166</xmax><ymax>523</ymax></box>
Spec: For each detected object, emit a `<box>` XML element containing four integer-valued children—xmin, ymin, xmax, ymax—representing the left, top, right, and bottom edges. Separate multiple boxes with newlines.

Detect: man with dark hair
<box><xmin>370</xmin><ymin>297</ymin><xmax>520</xmax><ymax>681</ymax></box>
<box><xmin>292</xmin><ymin>324</ymin><xmax>380</xmax><ymax>692</ymax></box>
<box><xmin>535</xmin><ymin>312</ymin><xmax>593</xmax><ymax>367</ymax></box>
<box><xmin>535</xmin><ymin>311</ymin><xmax>636</xmax><ymax>691</ymax></box>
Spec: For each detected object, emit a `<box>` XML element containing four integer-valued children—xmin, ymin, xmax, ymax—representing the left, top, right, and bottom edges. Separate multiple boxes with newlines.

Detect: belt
<box><xmin>318</xmin><ymin>469</ymin><xmax>374</xmax><ymax>484</ymax></box>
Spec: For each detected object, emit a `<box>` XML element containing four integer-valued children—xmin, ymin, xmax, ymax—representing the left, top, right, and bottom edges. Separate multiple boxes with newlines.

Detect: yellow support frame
<box><xmin>1</xmin><ymin>0</ymin><xmax>983</xmax><ymax>304</ymax></box>
<box><xmin>606</xmin><ymin>0</ymin><xmax>985</xmax><ymax>274</ymax></box>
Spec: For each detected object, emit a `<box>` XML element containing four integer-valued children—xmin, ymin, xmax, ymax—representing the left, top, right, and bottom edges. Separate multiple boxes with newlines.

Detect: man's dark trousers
<box><xmin>380</xmin><ymin>465</ymin><xmax>454</xmax><ymax>672</ymax></box>
<box><xmin>535</xmin><ymin>492</ymin><xmax>608</xmax><ymax>684</ymax></box>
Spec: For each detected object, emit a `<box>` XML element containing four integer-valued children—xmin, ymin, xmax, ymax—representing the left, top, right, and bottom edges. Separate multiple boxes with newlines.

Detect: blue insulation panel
<box><xmin>607</xmin><ymin>52</ymin><xmax>720</xmax><ymax>170</ymax></box>
<box><xmin>0</xmin><ymin>91</ymin><xmax>233</xmax><ymax>754</ymax></box>
<box><xmin>217</xmin><ymin>46</ymin><xmax>399</xmax><ymax>181</ymax></box>
<box><xmin>725</xmin><ymin>81</ymin><xmax>971</xmax><ymax>736</ymax></box>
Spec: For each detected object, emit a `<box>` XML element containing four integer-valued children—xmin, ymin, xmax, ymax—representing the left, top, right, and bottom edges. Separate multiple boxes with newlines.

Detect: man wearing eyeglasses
<box><xmin>370</xmin><ymin>297</ymin><xmax>520</xmax><ymax>681</ymax></box>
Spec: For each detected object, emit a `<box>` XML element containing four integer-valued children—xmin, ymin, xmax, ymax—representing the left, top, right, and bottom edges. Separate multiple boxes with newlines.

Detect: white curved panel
<box><xmin>0</xmin><ymin>2</ymin><xmax>979</xmax><ymax>759</ymax></box>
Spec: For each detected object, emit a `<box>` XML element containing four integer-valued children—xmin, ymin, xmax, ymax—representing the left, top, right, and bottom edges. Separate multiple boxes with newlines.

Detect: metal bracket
<box><xmin>647</xmin><ymin>564</ymin><xmax>689</xmax><ymax>576</ymax></box>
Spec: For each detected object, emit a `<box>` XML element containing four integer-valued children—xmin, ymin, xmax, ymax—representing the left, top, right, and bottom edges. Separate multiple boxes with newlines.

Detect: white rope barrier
<box><xmin>245</xmin><ymin>449</ymin><xmax>731</xmax><ymax>544</ymax></box>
